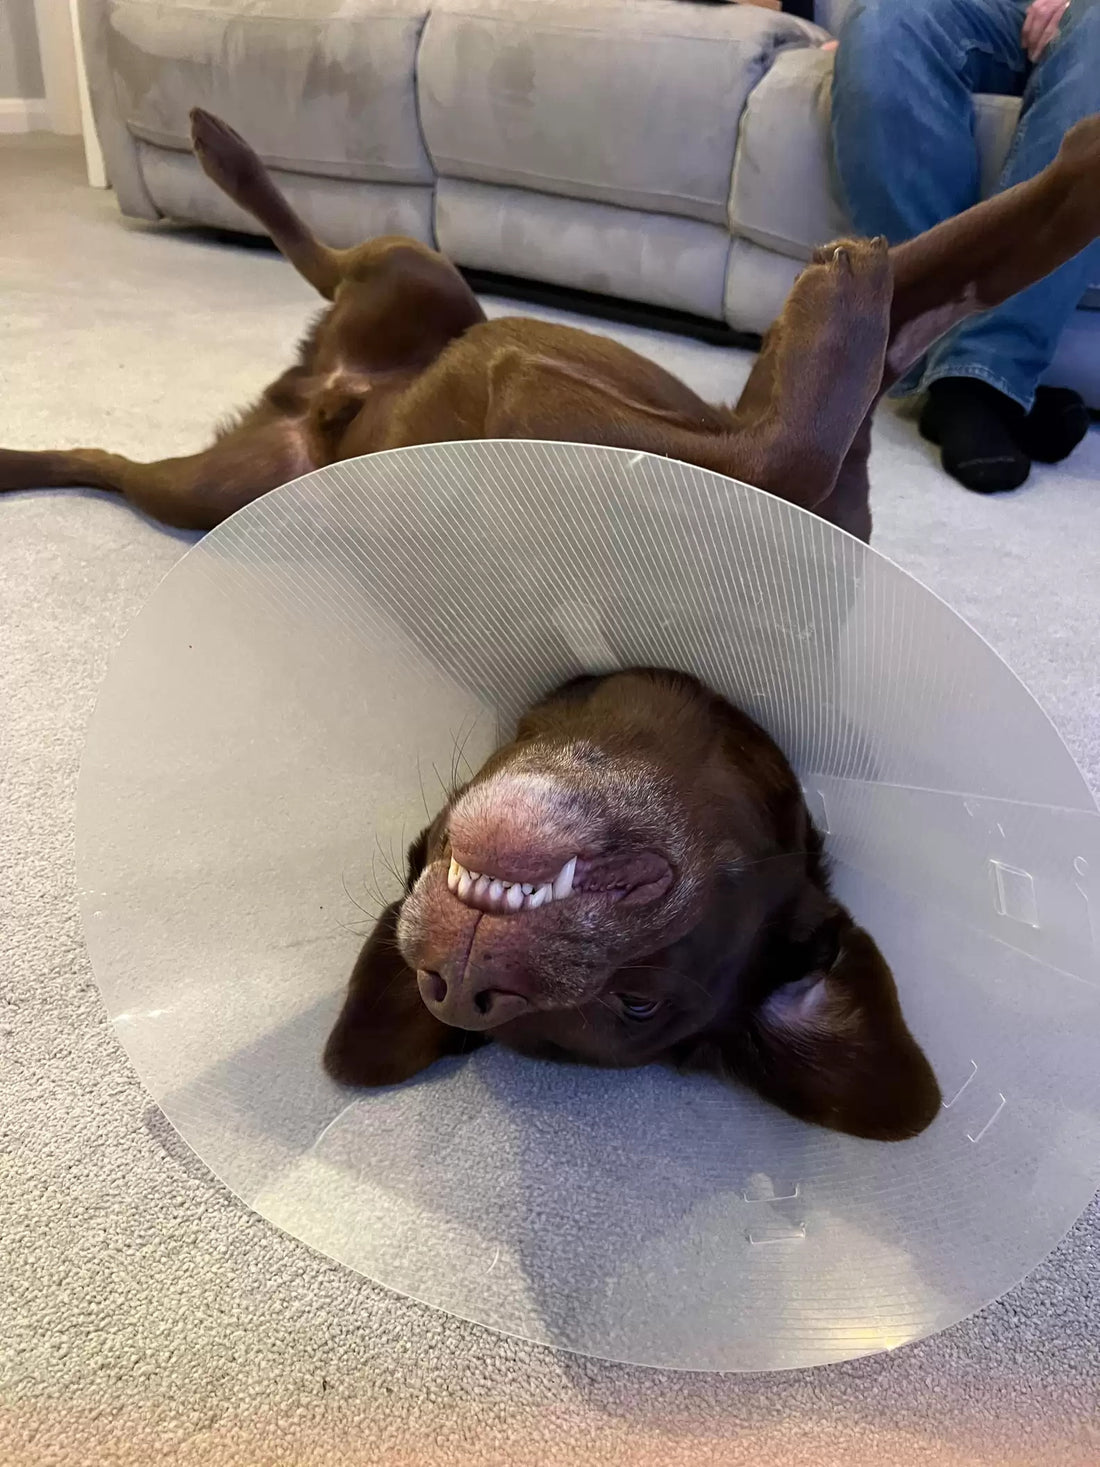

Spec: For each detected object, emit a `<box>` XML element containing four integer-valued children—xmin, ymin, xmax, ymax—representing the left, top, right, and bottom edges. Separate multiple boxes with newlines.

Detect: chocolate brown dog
<box><xmin>325</xmin><ymin>668</ymin><xmax>941</xmax><ymax>1141</ymax></box>
<box><xmin>3</xmin><ymin>109</ymin><xmax>1100</xmax><ymax>540</ymax></box>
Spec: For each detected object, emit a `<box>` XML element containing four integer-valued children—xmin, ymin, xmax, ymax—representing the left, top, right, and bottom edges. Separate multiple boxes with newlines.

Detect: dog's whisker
<box><xmin>450</xmin><ymin>714</ymin><xmax>479</xmax><ymax>785</ymax></box>
<box><xmin>372</xmin><ymin>832</ymin><xmax>406</xmax><ymax>893</ymax></box>
<box><xmin>340</xmin><ymin>872</ymin><xmax>384</xmax><ymax>922</ymax></box>
<box><xmin>415</xmin><ymin>758</ymin><xmax>433</xmax><ymax>824</ymax></box>
<box><xmin>430</xmin><ymin>760</ymin><xmax>458</xmax><ymax>804</ymax></box>
<box><xmin>724</xmin><ymin>849</ymin><xmax>815</xmax><ymax>874</ymax></box>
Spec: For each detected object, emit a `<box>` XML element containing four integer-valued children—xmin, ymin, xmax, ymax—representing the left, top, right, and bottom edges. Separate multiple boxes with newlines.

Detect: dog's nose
<box><xmin>419</xmin><ymin>969</ymin><xmax>447</xmax><ymax>1005</ymax></box>
<box><xmin>416</xmin><ymin>969</ymin><xmax>531</xmax><ymax>1030</ymax></box>
<box><xmin>470</xmin><ymin>985</ymin><xmax>531</xmax><ymax>1023</ymax></box>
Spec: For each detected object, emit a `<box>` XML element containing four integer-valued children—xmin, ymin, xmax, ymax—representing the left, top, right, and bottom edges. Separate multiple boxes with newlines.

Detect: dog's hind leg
<box><xmin>0</xmin><ymin>408</ymin><xmax>316</xmax><ymax>533</ymax></box>
<box><xmin>189</xmin><ymin>108</ymin><xmax>344</xmax><ymax>300</ymax></box>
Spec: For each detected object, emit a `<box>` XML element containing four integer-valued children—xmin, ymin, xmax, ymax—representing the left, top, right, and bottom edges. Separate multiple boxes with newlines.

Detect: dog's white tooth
<box><xmin>468</xmin><ymin>869</ymin><xmax>481</xmax><ymax>881</ymax></box>
<box><xmin>488</xmin><ymin>879</ymin><xmax>505</xmax><ymax>903</ymax></box>
<box><xmin>448</xmin><ymin>858</ymin><xmax>461</xmax><ymax>892</ymax></box>
<box><xmin>536</xmin><ymin>882</ymin><xmax>554</xmax><ymax>906</ymax></box>
<box><xmin>473</xmin><ymin>874</ymin><xmax>491</xmax><ymax>900</ymax></box>
<box><xmin>505</xmin><ymin>884</ymin><xmax>524</xmax><ymax>912</ymax></box>
<box><xmin>457</xmin><ymin>871</ymin><xmax>473</xmax><ymax>900</ymax></box>
<box><xmin>553</xmin><ymin>856</ymin><xmax>577</xmax><ymax>900</ymax></box>
<box><xmin>525</xmin><ymin>886</ymin><xmax>547</xmax><ymax>909</ymax></box>
<box><xmin>521</xmin><ymin>883</ymin><xmax>534</xmax><ymax>896</ymax></box>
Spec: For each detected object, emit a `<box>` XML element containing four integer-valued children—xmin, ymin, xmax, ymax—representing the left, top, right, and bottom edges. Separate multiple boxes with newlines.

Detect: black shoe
<box><xmin>919</xmin><ymin>377</ymin><xmax>1031</xmax><ymax>494</ymax></box>
<box><xmin>1014</xmin><ymin>386</ymin><xmax>1091</xmax><ymax>464</ymax></box>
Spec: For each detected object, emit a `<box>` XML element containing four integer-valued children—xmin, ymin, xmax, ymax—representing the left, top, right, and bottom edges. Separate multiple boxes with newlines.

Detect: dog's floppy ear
<box><xmin>324</xmin><ymin>900</ymin><xmax>487</xmax><ymax>1087</ymax></box>
<box><xmin>324</xmin><ymin>826</ymin><xmax>488</xmax><ymax>1087</ymax></box>
<box><xmin>711</xmin><ymin>908</ymin><xmax>941</xmax><ymax>1141</ymax></box>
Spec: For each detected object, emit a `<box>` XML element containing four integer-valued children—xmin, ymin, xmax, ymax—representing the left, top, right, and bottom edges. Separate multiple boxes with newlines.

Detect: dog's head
<box><xmin>325</xmin><ymin>670</ymin><xmax>940</xmax><ymax>1140</ymax></box>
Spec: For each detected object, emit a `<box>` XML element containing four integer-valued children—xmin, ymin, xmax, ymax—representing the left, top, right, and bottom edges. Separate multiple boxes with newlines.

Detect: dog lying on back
<box><xmin>3</xmin><ymin>110</ymin><xmax>1100</xmax><ymax>541</ymax></box>
<box><xmin>10</xmin><ymin>112</ymin><xmax>1094</xmax><ymax>1136</ymax></box>
<box><xmin>325</xmin><ymin>668</ymin><xmax>941</xmax><ymax>1141</ymax></box>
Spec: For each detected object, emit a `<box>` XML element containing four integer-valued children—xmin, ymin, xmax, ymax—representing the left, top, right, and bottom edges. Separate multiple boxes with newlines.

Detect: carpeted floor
<box><xmin>2</xmin><ymin>135</ymin><xmax>1098</xmax><ymax>1467</ymax></box>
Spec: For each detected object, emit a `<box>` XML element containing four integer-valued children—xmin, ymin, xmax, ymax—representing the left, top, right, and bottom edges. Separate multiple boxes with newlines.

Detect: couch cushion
<box><xmin>729</xmin><ymin>45</ymin><xmax>847</xmax><ymax>258</ymax></box>
<box><xmin>419</xmin><ymin>0</ymin><xmax>823</xmax><ymax>226</ymax></box>
<box><xmin>436</xmin><ymin>177</ymin><xmax>732</xmax><ymax>317</ymax></box>
<box><xmin>104</xmin><ymin>0</ymin><xmax>433</xmax><ymax>185</ymax></box>
<box><xmin>723</xmin><ymin>235</ymin><xmax>802</xmax><ymax>333</ymax></box>
<box><xmin>812</xmin><ymin>0</ymin><xmax>854</xmax><ymax>33</ymax></box>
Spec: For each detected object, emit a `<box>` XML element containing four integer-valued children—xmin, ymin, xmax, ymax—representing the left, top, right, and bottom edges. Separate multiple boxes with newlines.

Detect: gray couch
<box><xmin>80</xmin><ymin>0</ymin><xmax>1099</xmax><ymax>402</ymax></box>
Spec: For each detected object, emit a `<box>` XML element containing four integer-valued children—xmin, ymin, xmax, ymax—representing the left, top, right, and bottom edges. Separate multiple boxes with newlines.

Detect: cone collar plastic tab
<box><xmin>77</xmin><ymin>441</ymin><xmax>1100</xmax><ymax>1371</ymax></box>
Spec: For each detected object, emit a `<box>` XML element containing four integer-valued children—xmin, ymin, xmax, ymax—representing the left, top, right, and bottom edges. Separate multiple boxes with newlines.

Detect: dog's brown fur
<box><xmin>325</xmin><ymin>668</ymin><xmax>943</xmax><ymax>1141</ymax></box>
<box><xmin>3</xmin><ymin>109</ymin><xmax>1100</xmax><ymax>540</ymax></box>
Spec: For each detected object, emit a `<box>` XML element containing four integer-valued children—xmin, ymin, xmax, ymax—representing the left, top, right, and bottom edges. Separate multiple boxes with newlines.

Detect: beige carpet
<box><xmin>2</xmin><ymin>135</ymin><xmax>1098</xmax><ymax>1467</ymax></box>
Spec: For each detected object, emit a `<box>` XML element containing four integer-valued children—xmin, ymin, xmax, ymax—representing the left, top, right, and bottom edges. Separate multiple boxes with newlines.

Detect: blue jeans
<box><xmin>831</xmin><ymin>0</ymin><xmax>1100</xmax><ymax>408</ymax></box>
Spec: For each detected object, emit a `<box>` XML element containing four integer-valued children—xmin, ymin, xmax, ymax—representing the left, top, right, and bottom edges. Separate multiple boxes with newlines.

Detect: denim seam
<box><xmin>1001</xmin><ymin>58</ymin><xmax>1041</xmax><ymax>178</ymax></box>
<box><xmin>921</xmin><ymin>361</ymin><xmax>1034</xmax><ymax>410</ymax></box>
<box><xmin>1000</xmin><ymin>105</ymin><xmax>1028</xmax><ymax>180</ymax></box>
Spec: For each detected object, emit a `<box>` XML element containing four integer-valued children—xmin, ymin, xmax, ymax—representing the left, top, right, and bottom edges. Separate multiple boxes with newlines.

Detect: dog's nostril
<box><xmin>420</xmin><ymin>970</ymin><xmax>447</xmax><ymax>1004</ymax></box>
<box><xmin>472</xmin><ymin>987</ymin><xmax>529</xmax><ymax>1019</ymax></box>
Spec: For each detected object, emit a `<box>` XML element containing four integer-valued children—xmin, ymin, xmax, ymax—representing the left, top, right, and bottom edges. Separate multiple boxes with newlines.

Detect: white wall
<box><xmin>0</xmin><ymin>0</ymin><xmax>45</xmax><ymax>98</ymax></box>
<box><xmin>0</xmin><ymin>0</ymin><xmax>88</xmax><ymax>139</ymax></box>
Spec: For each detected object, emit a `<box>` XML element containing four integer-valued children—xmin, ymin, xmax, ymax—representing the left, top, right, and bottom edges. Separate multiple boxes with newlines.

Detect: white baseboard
<box><xmin>0</xmin><ymin>98</ymin><xmax>51</xmax><ymax>134</ymax></box>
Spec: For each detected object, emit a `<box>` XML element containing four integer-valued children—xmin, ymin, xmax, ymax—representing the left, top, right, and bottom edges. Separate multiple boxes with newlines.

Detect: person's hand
<box><xmin>821</xmin><ymin>39</ymin><xmax>838</xmax><ymax>52</ymax></box>
<box><xmin>1021</xmin><ymin>0</ymin><xmax>1070</xmax><ymax>61</ymax></box>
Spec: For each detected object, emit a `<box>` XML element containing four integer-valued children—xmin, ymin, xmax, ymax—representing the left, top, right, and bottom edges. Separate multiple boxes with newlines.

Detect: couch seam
<box><xmin>131</xmin><ymin>129</ymin><xmax>434</xmax><ymax>187</ymax></box>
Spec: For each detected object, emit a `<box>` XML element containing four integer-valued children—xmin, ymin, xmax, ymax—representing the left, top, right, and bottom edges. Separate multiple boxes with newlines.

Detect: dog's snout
<box><xmin>416</xmin><ymin>967</ymin><xmax>531</xmax><ymax>1031</ymax></box>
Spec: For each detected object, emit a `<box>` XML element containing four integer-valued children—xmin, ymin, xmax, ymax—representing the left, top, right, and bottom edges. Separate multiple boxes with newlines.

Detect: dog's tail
<box><xmin>190</xmin><ymin>108</ymin><xmax>344</xmax><ymax>300</ymax></box>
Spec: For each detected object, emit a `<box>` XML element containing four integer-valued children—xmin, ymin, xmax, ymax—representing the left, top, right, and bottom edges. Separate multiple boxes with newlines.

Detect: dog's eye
<box><xmin>616</xmin><ymin>994</ymin><xmax>662</xmax><ymax>1020</ymax></box>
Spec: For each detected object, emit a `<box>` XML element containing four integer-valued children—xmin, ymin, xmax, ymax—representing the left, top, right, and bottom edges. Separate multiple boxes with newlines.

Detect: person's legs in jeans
<box><xmin>925</xmin><ymin>1</ymin><xmax>1100</xmax><ymax>418</ymax></box>
<box><xmin>833</xmin><ymin>0</ymin><xmax>1025</xmax><ymax>244</ymax></box>
<box><xmin>832</xmin><ymin>0</ymin><xmax>1099</xmax><ymax>491</ymax></box>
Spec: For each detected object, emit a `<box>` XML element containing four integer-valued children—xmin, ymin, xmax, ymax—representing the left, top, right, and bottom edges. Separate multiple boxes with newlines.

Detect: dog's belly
<box><xmin>332</xmin><ymin>317</ymin><xmax>732</xmax><ymax>457</ymax></box>
<box><xmin>480</xmin><ymin>317</ymin><xmax>729</xmax><ymax>424</ymax></box>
